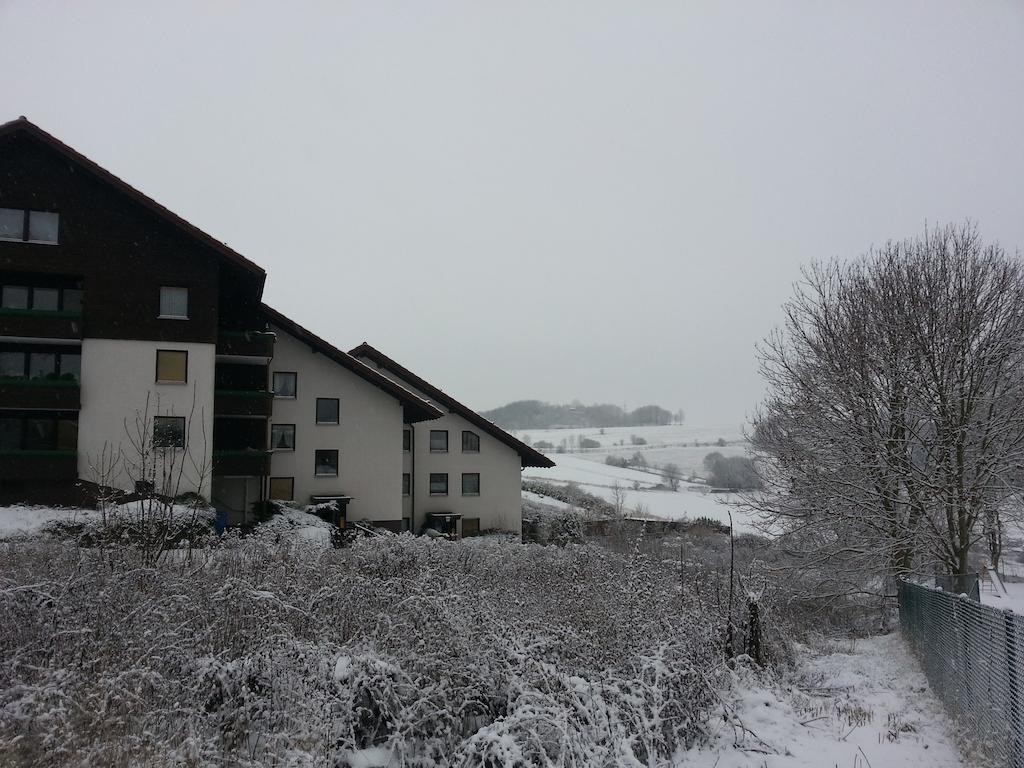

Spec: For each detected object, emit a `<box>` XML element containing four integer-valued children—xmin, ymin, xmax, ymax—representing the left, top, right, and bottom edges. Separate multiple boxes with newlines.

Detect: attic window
<box><xmin>159</xmin><ymin>287</ymin><xmax>189</xmax><ymax>319</ymax></box>
<box><xmin>0</xmin><ymin>208</ymin><xmax>59</xmax><ymax>244</ymax></box>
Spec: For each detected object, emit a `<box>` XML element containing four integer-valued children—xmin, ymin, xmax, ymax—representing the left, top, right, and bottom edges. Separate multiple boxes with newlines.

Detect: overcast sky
<box><xmin>2</xmin><ymin>1</ymin><xmax>1022</xmax><ymax>427</ymax></box>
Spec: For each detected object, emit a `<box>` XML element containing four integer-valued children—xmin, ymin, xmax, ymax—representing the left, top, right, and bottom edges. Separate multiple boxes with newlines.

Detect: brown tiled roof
<box><xmin>349</xmin><ymin>343</ymin><xmax>556</xmax><ymax>469</ymax></box>
<box><xmin>261</xmin><ymin>305</ymin><xmax>443</xmax><ymax>424</ymax></box>
<box><xmin>0</xmin><ymin>116</ymin><xmax>266</xmax><ymax>285</ymax></box>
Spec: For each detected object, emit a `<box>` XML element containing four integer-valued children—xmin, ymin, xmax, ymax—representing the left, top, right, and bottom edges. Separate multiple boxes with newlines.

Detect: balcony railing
<box><xmin>212</xmin><ymin>449</ymin><xmax>272</xmax><ymax>476</ymax></box>
<box><xmin>216</xmin><ymin>330</ymin><xmax>275</xmax><ymax>359</ymax></box>
<box><xmin>0</xmin><ymin>378</ymin><xmax>80</xmax><ymax>409</ymax></box>
<box><xmin>0</xmin><ymin>449</ymin><xmax>77</xmax><ymax>480</ymax></box>
<box><xmin>214</xmin><ymin>389</ymin><xmax>274</xmax><ymax>417</ymax></box>
<box><xmin>0</xmin><ymin>308</ymin><xmax>83</xmax><ymax>340</ymax></box>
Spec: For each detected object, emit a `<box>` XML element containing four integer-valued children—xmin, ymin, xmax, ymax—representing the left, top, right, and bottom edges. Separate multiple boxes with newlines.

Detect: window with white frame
<box><xmin>429</xmin><ymin>472</ymin><xmax>448</xmax><ymax>495</ymax></box>
<box><xmin>315</xmin><ymin>449</ymin><xmax>338</xmax><ymax>477</ymax></box>
<box><xmin>271</xmin><ymin>424</ymin><xmax>295</xmax><ymax>451</ymax></box>
<box><xmin>462</xmin><ymin>472</ymin><xmax>481</xmax><ymax>496</ymax></box>
<box><xmin>429</xmin><ymin>430</ymin><xmax>448</xmax><ymax>452</ymax></box>
<box><xmin>315</xmin><ymin>398</ymin><xmax>340</xmax><ymax>425</ymax></box>
<box><xmin>273</xmin><ymin>371</ymin><xmax>297</xmax><ymax>398</ymax></box>
<box><xmin>159</xmin><ymin>286</ymin><xmax>189</xmax><ymax>319</ymax></box>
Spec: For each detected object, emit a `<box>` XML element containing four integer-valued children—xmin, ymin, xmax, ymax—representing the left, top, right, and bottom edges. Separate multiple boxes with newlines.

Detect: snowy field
<box><xmin>513</xmin><ymin>423</ymin><xmax>749</xmax><ymax>478</ymax></box>
<box><xmin>524</xmin><ymin>453</ymin><xmax>760</xmax><ymax>533</ymax></box>
<box><xmin>690</xmin><ymin>634</ymin><xmax>968</xmax><ymax>768</ymax></box>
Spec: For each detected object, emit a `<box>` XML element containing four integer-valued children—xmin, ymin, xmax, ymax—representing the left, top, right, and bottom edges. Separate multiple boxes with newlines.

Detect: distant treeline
<box><xmin>482</xmin><ymin>400</ymin><xmax>679</xmax><ymax>430</ymax></box>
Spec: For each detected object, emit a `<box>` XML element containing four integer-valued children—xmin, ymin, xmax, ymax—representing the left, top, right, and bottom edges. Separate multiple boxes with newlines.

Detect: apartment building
<box><xmin>261</xmin><ymin>305</ymin><xmax>441</xmax><ymax>527</ymax></box>
<box><xmin>0</xmin><ymin>117</ymin><xmax>271</xmax><ymax>508</ymax></box>
<box><xmin>0</xmin><ymin>117</ymin><xmax>552</xmax><ymax>535</ymax></box>
<box><xmin>351</xmin><ymin>344</ymin><xmax>554</xmax><ymax>536</ymax></box>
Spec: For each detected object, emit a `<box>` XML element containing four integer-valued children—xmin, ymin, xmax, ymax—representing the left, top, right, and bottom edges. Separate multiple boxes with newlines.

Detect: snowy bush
<box><xmin>0</xmin><ymin>534</ymin><xmax>730</xmax><ymax>766</ymax></box>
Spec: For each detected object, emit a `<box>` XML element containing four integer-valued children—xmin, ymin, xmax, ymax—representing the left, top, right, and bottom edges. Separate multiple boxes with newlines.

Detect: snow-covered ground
<box><xmin>516</xmin><ymin>423</ymin><xmax>744</xmax><ymax>448</ymax></box>
<box><xmin>524</xmin><ymin>453</ymin><xmax>760</xmax><ymax>533</ymax></box>
<box><xmin>980</xmin><ymin>577</ymin><xmax>1024</xmax><ymax>614</ymax></box>
<box><xmin>688</xmin><ymin>634</ymin><xmax>969</xmax><ymax>767</ymax></box>
<box><xmin>0</xmin><ymin>504</ymin><xmax>100</xmax><ymax>539</ymax></box>
<box><xmin>514</xmin><ymin>423</ymin><xmax>749</xmax><ymax>478</ymax></box>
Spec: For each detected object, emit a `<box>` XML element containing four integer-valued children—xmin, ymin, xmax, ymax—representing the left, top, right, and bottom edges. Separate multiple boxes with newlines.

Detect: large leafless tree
<box><xmin>750</xmin><ymin>223</ymin><xmax>1024</xmax><ymax>586</ymax></box>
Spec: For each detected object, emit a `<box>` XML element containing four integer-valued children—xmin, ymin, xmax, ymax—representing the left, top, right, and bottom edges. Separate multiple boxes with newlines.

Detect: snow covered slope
<box><xmin>523</xmin><ymin>453</ymin><xmax>760</xmax><ymax>533</ymax></box>
<box><xmin>687</xmin><ymin>634</ymin><xmax>968</xmax><ymax>767</ymax></box>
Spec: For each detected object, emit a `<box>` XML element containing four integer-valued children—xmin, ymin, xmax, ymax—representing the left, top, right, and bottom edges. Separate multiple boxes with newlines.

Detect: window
<box><xmin>269</xmin><ymin>477</ymin><xmax>294</xmax><ymax>501</ymax></box>
<box><xmin>55</xmin><ymin>419</ymin><xmax>77</xmax><ymax>451</ymax></box>
<box><xmin>23</xmin><ymin>418</ymin><xmax>54</xmax><ymax>450</ymax></box>
<box><xmin>0</xmin><ymin>350</ymin><xmax>79</xmax><ymax>381</ymax></box>
<box><xmin>156</xmin><ymin>350</ymin><xmax>188</xmax><ymax>383</ymax></box>
<box><xmin>28</xmin><ymin>352</ymin><xmax>56</xmax><ymax>379</ymax></box>
<box><xmin>462</xmin><ymin>473</ymin><xmax>481</xmax><ymax>496</ymax></box>
<box><xmin>60</xmin><ymin>354</ymin><xmax>81</xmax><ymax>381</ymax></box>
<box><xmin>0</xmin><ymin>209</ymin><xmax>59</xmax><ymax>244</ymax></box>
<box><xmin>273</xmin><ymin>371</ymin><xmax>297</xmax><ymax>398</ymax></box>
<box><xmin>271</xmin><ymin>424</ymin><xmax>296</xmax><ymax>451</ymax></box>
<box><xmin>0</xmin><ymin>415</ymin><xmax>77</xmax><ymax>451</ymax></box>
<box><xmin>32</xmin><ymin>287</ymin><xmax>59</xmax><ymax>311</ymax></box>
<box><xmin>429</xmin><ymin>430</ymin><xmax>448</xmax><ymax>453</ymax></box>
<box><xmin>153</xmin><ymin>416</ymin><xmax>185</xmax><ymax>448</ymax></box>
<box><xmin>429</xmin><ymin>472</ymin><xmax>448</xmax><ymax>495</ymax></box>
<box><xmin>315</xmin><ymin>398</ymin><xmax>340</xmax><ymax>425</ymax></box>
<box><xmin>0</xmin><ymin>209</ymin><xmax>22</xmax><ymax>241</ymax></box>
<box><xmin>315</xmin><ymin>449</ymin><xmax>339</xmax><ymax>477</ymax></box>
<box><xmin>402</xmin><ymin>473</ymin><xmax>411</xmax><ymax>496</ymax></box>
<box><xmin>0</xmin><ymin>418</ymin><xmax>19</xmax><ymax>450</ymax></box>
<box><xmin>403</xmin><ymin>429</ymin><xmax>411</xmax><ymax>452</ymax></box>
<box><xmin>27</xmin><ymin>211</ymin><xmax>59</xmax><ymax>243</ymax></box>
<box><xmin>62</xmin><ymin>288</ymin><xmax>82</xmax><ymax>313</ymax></box>
<box><xmin>462</xmin><ymin>431</ymin><xmax>480</xmax><ymax>452</ymax></box>
<box><xmin>0</xmin><ymin>284</ymin><xmax>81</xmax><ymax>312</ymax></box>
<box><xmin>1</xmin><ymin>285</ymin><xmax>28</xmax><ymax>309</ymax></box>
<box><xmin>0</xmin><ymin>352</ymin><xmax>24</xmax><ymax>379</ymax></box>
<box><xmin>159</xmin><ymin>286</ymin><xmax>189</xmax><ymax>319</ymax></box>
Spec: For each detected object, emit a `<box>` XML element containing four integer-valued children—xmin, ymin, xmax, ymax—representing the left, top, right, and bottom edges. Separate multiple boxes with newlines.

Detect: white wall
<box><xmin>409</xmin><ymin>412</ymin><xmax>523</xmax><ymax>533</ymax></box>
<box><xmin>77</xmin><ymin>338</ymin><xmax>216</xmax><ymax>498</ymax></box>
<box><xmin>268</xmin><ymin>327</ymin><xmax>404</xmax><ymax>523</ymax></box>
<box><xmin>355</xmin><ymin>357</ymin><xmax>524</xmax><ymax>534</ymax></box>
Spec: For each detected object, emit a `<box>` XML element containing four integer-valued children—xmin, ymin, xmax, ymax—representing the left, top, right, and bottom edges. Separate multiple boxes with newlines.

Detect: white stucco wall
<box><xmin>267</xmin><ymin>327</ymin><xmax>404</xmax><ymax>522</ymax></box>
<box><xmin>77</xmin><ymin>338</ymin><xmax>216</xmax><ymax>498</ymax></box>
<box><xmin>355</xmin><ymin>357</ymin><xmax>524</xmax><ymax>534</ymax></box>
<box><xmin>408</xmin><ymin>413</ymin><xmax>523</xmax><ymax>533</ymax></box>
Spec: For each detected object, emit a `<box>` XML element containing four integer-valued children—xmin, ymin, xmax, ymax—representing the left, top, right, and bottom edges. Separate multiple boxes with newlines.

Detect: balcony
<box><xmin>214</xmin><ymin>389</ymin><xmax>273</xmax><ymax>417</ymax></box>
<box><xmin>0</xmin><ymin>450</ymin><xmax>77</xmax><ymax>480</ymax></box>
<box><xmin>0</xmin><ymin>378</ymin><xmax>80</xmax><ymax>409</ymax></box>
<box><xmin>0</xmin><ymin>308</ymin><xmax>82</xmax><ymax>340</ymax></box>
<box><xmin>212</xmin><ymin>449</ymin><xmax>272</xmax><ymax>477</ymax></box>
<box><xmin>216</xmin><ymin>330</ymin><xmax>274</xmax><ymax>360</ymax></box>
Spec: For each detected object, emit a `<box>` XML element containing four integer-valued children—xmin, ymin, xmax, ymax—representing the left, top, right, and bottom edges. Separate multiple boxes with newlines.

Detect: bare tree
<box><xmin>118</xmin><ymin>390</ymin><xmax>213</xmax><ymax>565</ymax></box>
<box><xmin>749</xmin><ymin>223</ymin><xmax>1024</xmax><ymax>589</ymax></box>
<box><xmin>662</xmin><ymin>462</ymin><xmax>682</xmax><ymax>491</ymax></box>
<box><xmin>611</xmin><ymin>481</ymin><xmax>627</xmax><ymax>517</ymax></box>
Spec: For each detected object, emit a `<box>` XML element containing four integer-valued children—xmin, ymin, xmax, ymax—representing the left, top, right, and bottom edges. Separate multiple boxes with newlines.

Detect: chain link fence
<box><xmin>899</xmin><ymin>578</ymin><xmax>1024</xmax><ymax>766</ymax></box>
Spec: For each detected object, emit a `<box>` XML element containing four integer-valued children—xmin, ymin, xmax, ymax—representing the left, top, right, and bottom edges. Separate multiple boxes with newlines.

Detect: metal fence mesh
<box><xmin>899</xmin><ymin>579</ymin><xmax>1024</xmax><ymax>766</ymax></box>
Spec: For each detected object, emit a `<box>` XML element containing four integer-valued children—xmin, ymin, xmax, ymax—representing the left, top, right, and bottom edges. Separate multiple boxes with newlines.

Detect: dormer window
<box><xmin>0</xmin><ymin>208</ymin><xmax>59</xmax><ymax>244</ymax></box>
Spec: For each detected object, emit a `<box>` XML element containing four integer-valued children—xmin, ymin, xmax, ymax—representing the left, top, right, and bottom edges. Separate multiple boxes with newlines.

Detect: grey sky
<box><xmin>2</xmin><ymin>1</ymin><xmax>1022</xmax><ymax>427</ymax></box>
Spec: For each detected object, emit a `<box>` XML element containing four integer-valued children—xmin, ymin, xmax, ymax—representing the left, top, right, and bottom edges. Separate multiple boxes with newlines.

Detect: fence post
<box><xmin>1007</xmin><ymin>611</ymin><xmax>1023</xmax><ymax>767</ymax></box>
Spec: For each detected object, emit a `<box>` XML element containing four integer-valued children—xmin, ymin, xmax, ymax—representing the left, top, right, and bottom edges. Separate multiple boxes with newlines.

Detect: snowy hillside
<box><xmin>515</xmin><ymin>423</ymin><xmax>748</xmax><ymax>479</ymax></box>
<box><xmin>523</xmin><ymin>453</ymin><xmax>760</xmax><ymax>533</ymax></box>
